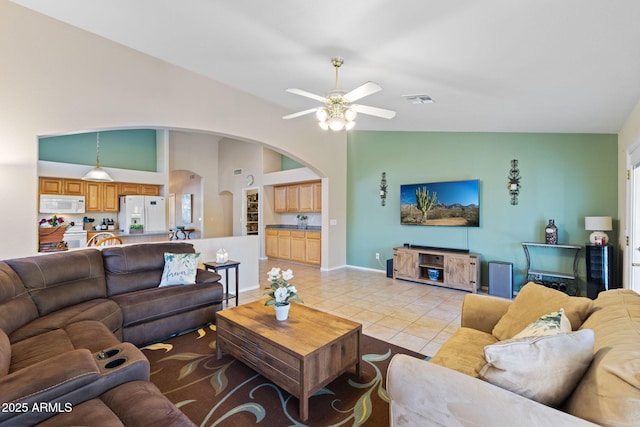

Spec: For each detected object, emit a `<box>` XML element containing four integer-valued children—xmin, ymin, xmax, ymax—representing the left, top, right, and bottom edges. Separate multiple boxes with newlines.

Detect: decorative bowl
<box><xmin>427</xmin><ymin>268</ymin><xmax>440</xmax><ymax>281</ymax></box>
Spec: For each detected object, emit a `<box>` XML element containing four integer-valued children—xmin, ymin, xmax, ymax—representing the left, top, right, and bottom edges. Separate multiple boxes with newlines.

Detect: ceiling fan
<box><xmin>283</xmin><ymin>57</ymin><xmax>396</xmax><ymax>131</ymax></box>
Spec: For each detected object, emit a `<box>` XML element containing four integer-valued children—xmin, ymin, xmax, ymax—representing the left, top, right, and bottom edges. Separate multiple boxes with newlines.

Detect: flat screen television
<box><xmin>400</xmin><ymin>179</ymin><xmax>480</xmax><ymax>227</ymax></box>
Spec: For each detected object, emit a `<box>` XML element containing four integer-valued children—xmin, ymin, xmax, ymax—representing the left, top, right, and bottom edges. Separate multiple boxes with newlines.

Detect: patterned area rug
<box><xmin>142</xmin><ymin>325</ymin><xmax>426</xmax><ymax>427</ymax></box>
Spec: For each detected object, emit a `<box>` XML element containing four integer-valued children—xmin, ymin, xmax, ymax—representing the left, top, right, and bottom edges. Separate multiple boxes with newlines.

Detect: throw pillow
<box><xmin>479</xmin><ymin>329</ymin><xmax>594</xmax><ymax>407</ymax></box>
<box><xmin>159</xmin><ymin>252</ymin><xmax>200</xmax><ymax>287</ymax></box>
<box><xmin>492</xmin><ymin>282</ymin><xmax>593</xmax><ymax>341</ymax></box>
<box><xmin>512</xmin><ymin>308</ymin><xmax>572</xmax><ymax>339</ymax></box>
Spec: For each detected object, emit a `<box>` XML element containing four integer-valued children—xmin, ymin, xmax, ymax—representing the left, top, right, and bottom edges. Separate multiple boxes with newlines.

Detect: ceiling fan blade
<box><xmin>351</xmin><ymin>104</ymin><xmax>397</xmax><ymax>119</ymax></box>
<box><xmin>343</xmin><ymin>82</ymin><xmax>382</xmax><ymax>103</ymax></box>
<box><xmin>285</xmin><ymin>88</ymin><xmax>327</xmax><ymax>103</ymax></box>
<box><xmin>282</xmin><ymin>107</ymin><xmax>320</xmax><ymax>120</ymax></box>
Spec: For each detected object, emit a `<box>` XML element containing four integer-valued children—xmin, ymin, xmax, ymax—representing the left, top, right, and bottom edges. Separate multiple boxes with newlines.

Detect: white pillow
<box><xmin>512</xmin><ymin>308</ymin><xmax>572</xmax><ymax>339</ymax></box>
<box><xmin>479</xmin><ymin>329</ymin><xmax>594</xmax><ymax>407</ymax></box>
<box><xmin>159</xmin><ymin>252</ymin><xmax>200</xmax><ymax>287</ymax></box>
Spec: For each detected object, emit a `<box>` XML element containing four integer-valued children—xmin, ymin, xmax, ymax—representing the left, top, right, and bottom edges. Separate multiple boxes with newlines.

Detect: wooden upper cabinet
<box><xmin>298</xmin><ymin>182</ymin><xmax>315</xmax><ymax>212</ymax></box>
<box><xmin>139</xmin><ymin>184</ymin><xmax>160</xmax><ymax>196</ymax></box>
<box><xmin>102</xmin><ymin>183</ymin><xmax>119</xmax><ymax>212</ymax></box>
<box><xmin>274</xmin><ymin>186</ymin><xmax>287</xmax><ymax>212</ymax></box>
<box><xmin>39</xmin><ymin>178</ymin><xmax>63</xmax><ymax>194</ymax></box>
<box><xmin>118</xmin><ymin>183</ymin><xmax>140</xmax><ymax>195</ymax></box>
<box><xmin>85</xmin><ymin>182</ymin><xmax>102</xmax><ymax>211</ymax></box>
<box><xmin>63</xmin><ymin>179</ymin><xmax>85</xmax><ymax>196</ymax></box>
<box><xmin>313</xmin><ymin>181</ymin><xmax>322</xmax><ymax>212</ymax></box>
<box><xmin>286</xmin><ymin>185</ymin><xmax>299</xmax><ymax>212</ymax></box>
<box><xmin>118</xmin><ymin>183</ymin><xmax>161</xmax><ymax>196</ymax></box>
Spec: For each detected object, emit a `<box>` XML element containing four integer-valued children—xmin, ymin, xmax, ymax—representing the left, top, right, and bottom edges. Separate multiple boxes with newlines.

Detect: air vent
<box><xmin>233</xmin><ymin>169</ymin><xmax>242</xmax><ymax>175</ymax></box>
<box><xmin>403</xmin><ymin>94</ymin><xmax>434</xmax><ymax>104</ymax></box>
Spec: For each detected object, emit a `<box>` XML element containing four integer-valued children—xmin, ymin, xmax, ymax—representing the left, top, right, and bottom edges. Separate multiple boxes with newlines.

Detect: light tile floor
<box><xmin>234</xmin><ymin>259</ymin><xmax>467</xmax><ymax>357</ymax></box>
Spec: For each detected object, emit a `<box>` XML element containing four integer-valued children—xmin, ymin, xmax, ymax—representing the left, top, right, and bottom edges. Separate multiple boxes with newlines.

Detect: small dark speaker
<box><xmin>386</xmin><ymin>259</ymin><xmax>394</xmax><ymax>278</ymax></box>
<box><xmin>489</xmin><ymin>261</ymin><xmax>513</xmax><ymax>299</ymax></box>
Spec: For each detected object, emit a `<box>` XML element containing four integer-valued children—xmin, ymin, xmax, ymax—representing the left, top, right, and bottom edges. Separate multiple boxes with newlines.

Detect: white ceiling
<box><xmin>11</xmin><ymin>0</ymin><xmax>640</xmax><ymax>133</ymax></box>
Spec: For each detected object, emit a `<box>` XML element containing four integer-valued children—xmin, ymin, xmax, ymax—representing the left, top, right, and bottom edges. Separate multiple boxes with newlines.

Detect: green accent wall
<box><xmin>39</xmin><ymin>129</ymin><xmax>157</xmax><ymax>172</ymax></box>
<box><xmin>282</xmin><ymin>155</ymin><xmax>304</xmax><ymax>170</ymax></box>
<box><xmin>347</xmin><ymin>131</ymin><xmax>618</xmax><ymax>294</ymax></box>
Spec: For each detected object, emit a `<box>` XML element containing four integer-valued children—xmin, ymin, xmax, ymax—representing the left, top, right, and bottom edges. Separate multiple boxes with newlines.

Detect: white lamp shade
<box><xmin>585</xmin><ymin>216</ymin><xmax>612</xmax><ymax>231</ymax></box>
<box><xmin>82</xmin><ymin>167</ymin><xmax>114</xmax><ymax>182</ymax></box>
<box><xmin>585</xmin><ymin>216</ymin><xmax>612</xmax><ymax>245</ymax></box>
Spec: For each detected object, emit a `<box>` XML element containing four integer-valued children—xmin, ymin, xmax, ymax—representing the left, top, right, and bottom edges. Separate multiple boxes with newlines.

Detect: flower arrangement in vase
<box><xmin>39</xmin><ymin>215</ymin><xmax>66</xmax><ymax>228</ymax></box>
<box><xmin>264</xmin><ymin>267</ymin><xmax>303</xmax><ymax>320</ymax></box>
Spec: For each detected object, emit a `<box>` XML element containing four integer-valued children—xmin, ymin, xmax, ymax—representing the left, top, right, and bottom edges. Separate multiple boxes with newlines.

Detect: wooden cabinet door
<box><xmin>444</xmin><ymin>255</ymin><xmax>477</xmax><ymax>292</ymax></box>
<box><xmin>277</xmin><ymin>231</ymin><xmax>291</xmax><ymax>259</ymax></box>
<box><xmin>290</xmin><ymin>231</ymin><xmax>306</xmax><ymax>262</ymax></box>
<box><xmin>63</xmin><ymin>179</ymin><xmax>85</xmax><ymax>195</ymax></box>
<box><xmin>286</xmin><ymin>185</ymin><xmax>299</xmax><ymax>212</ymax></box>
<box><xmin>393</xmin><ymin>249</ymin><xmax>419</xmax><ymax>280</ymax></box>
<box><xmin>274</xmin><ymin>186</ymin><xmax>287</xmax><ymax>212</ymax></box>
<box><xmin>298</xmin><ymin>183</ymin><xmax>314</xmax><ymax>212</ymax></box>
<box><xmin>118</xmin><ymin>183</ymin><xmax>140</xmax><ymax>195</ymax></box>
<box><xmin>102</xmin><ymin>183</ymin><xmax>119</xmax><ymax>212</ymax></box>
<box><xmin>85</xmin><ymin>182</ymin><xmax>102</xmax><ymax>211</ymax></box>
<box><xmin>139</xmin><ymin>184</ymin><xmax>160</xmax><ymax>196</ymax></box>
<box><xmin>265</xmin><ymin>230</ymin><xmax>278</xmax><ymax>257</ymax></box>
<box><xmin>305</xmin><ymin>232</ymin><xmax>321</xmax><ymax>265</ymax></box>
<box><xmin>39</xmin><ymin>178</ymin><xmax>63</xmax><ymax>194</ymax></box>
<box><xmin>312</xmin><ymin>181</ymin><xmax>322</xmax><ymax>212</ymax></box>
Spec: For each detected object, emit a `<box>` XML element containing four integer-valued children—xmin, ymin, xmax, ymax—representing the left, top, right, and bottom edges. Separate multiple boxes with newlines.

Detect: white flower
<box><xmin>287</xmin><ymin>285</ymin><xmax>297</xmax><ymax>295</ymax></box>
<box><xmin>267</xmin><ymin>267</ymin><xmax>281</xmax><ymax>282</ymax></box>
<box><xmin>274</xmin><ymin>287</ymin><xmax>288</xmax><ymax>303</ymax></box>
<box><xmin>282</xmin><ymin>269</ymin><xmax>294</xmax><ymax>281</ymax></box>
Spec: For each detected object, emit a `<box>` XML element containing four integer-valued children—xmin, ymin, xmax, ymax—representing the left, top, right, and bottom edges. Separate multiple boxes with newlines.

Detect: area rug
<box><xmin>141</xmin><ymin>325</ymin><xmax>426</xmax><ymax>427</ymax></box>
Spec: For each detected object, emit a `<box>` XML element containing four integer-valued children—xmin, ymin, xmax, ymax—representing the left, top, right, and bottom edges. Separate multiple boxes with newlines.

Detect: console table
<box><xmin>203</xmin><ymin>260</ymin><xmax>240</xmax><ymax>306</ymax></box>
<box><xmin>522</xmin><ymin>242</ymin><xmax>581</xmax><ymax>295</ymax></box>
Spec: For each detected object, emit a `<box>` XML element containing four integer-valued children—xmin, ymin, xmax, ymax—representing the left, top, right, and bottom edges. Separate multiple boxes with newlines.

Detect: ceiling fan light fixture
<box><xmin>344</xmin><ymin>108</ymin><xmax>357</xmax><ymax>122</ymax></box>
<box><xmin>328</xmin><ymin>116</ymin><xmax>345</xmax><ymax>131</ymax></box>
<box><xmin>316</xmin><ymin>108</ymin><xmax>329</xmax><ymax>121</ymax></box>
<box><xmin>82</xmin><ymin>131</ymin><xmax>114</xmax><ymax>182</ymax></box>
<box><xmin>318</xmin><ymin>121</ymin><xmax>329</xmax><ymax>130</ymax></box>
<box><xmin>345</xmin><ymin>120</ymin><xmax>356</xmax><ymax>130</ymax></box>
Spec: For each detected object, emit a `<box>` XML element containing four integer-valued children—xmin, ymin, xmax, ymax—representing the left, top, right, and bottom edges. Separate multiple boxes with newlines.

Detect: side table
<box><xmin>203</xmin><ymin>260</ymin><xmax>240</xmax><ymax>306</ymax></box>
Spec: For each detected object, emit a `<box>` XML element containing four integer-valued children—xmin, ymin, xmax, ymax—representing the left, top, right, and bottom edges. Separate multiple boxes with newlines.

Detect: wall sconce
<box><xmin>380</xmin><ymin>172</ymin><xmax>387</xmax><ymax>206</ymax></box>
<box><xmin>507</xmin><ymin>159</ymin><xmax>521</xmax><ymax>205</ymax></box>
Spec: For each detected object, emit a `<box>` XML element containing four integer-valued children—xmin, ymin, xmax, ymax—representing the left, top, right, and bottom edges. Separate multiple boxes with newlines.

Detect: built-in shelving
<box><xmin>246</xmin><ymin>191</ymin><xmax>259</xmax><ymax>235</ymax></box>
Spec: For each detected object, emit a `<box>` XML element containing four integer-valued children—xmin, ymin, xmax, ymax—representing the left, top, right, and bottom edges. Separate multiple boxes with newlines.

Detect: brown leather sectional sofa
<box><xmin>0</xmin><ymin>242</ymin><xmax>223</xmax><ymax>426</ymax></box>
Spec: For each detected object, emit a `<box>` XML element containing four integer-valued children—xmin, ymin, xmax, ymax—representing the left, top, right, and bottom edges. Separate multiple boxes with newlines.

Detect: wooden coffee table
<box><xmin>215</xmin><ymin>300</ymin><xmax>362</xmax><ymax>421</ymax></box>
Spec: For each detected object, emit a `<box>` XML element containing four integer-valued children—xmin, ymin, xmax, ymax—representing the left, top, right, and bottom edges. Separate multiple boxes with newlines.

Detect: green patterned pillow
<box><xmin>159</xmin><ymin>252</ymin><xmax>200</xmax><ymax>287</ymax></box>
<box><xmin>512</xmin><ymin>308</ymin><xmax>572</xmax><ymax>339</ymax></box>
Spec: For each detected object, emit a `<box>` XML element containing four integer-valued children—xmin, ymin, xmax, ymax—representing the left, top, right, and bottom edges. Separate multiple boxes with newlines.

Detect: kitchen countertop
<box><xmin>265</xmin><ymin>224</ymin><xmax>321</xmax><ymax>231</ymax></box>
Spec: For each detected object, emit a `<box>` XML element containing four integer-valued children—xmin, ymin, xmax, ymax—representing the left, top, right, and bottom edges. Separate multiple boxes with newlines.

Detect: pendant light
<box><xmin>82</xmin><ymin>131</ymin><xmax>114</xmax><ymax>182</ymax></box>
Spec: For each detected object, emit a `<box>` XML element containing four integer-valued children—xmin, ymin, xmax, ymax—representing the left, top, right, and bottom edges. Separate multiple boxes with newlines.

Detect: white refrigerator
<box><xmin>118</xmin><ymin>196</ymin><xmax>167</xmax><ymax>233</ymax></box>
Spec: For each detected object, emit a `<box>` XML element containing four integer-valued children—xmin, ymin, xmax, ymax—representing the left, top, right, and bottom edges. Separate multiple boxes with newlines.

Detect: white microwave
<box><xmin>39</xmin><ymin>194</ymin><xmax>86</xmax><ymax>214</ymax></box>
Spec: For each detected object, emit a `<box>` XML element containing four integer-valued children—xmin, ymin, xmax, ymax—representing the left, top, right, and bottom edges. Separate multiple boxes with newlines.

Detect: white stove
<box><xmin>63</xmin><ymin>224</ymin><xmax>88</xmax><ymax>249</ymax></box>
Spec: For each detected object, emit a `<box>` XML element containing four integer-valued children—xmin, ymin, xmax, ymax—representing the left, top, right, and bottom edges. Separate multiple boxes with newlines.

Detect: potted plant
<box><xmin>296</xmin><ymin>214</ymin><xmax>308</xmax><ymax>229</ymax></box>
<box><xmin>129</xmin><ymin>223</ymin><xmax>144</xmax><ymax>234</ymax></box>
<box><xmin>264</xmin><ymin>267</ymin><xmax>303</xmax><ymax>320</ymax></box>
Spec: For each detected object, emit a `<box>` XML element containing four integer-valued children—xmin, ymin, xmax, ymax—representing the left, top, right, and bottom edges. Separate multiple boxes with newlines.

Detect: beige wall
<box><xmin>617</xmin><ymin>99</ymin><xmax>640</xmax><ymax>288</ymax></box>
<box><xmin>0</xmin><ymin>2</ymin><xmax>347</xmax><ymax>270</ymax></box>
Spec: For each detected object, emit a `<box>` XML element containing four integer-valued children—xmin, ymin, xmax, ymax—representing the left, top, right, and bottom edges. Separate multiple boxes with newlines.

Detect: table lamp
<box><xmin>585</xmin><ymin>216</ymin><xmax>613</xmax><ymax>245</ymax></box>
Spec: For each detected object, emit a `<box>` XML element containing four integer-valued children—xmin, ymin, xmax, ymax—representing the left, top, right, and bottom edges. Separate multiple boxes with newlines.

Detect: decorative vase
<box><xmin>545</xmin><ymin>219</ymin><xmax>558</xmax><ymax>244</ymax></box>
<box><xmin>274</xmin><ymin>303</ymin><xmax>290</xmax><ymax>321</ymax></box>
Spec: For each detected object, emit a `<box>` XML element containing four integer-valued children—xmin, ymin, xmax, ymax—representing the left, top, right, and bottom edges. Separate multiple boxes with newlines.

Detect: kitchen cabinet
<box><xmin>305</xmin><ymin>232</ymin><xmax>321</xmax><ymax>265</ymax></box>
<box><xmin>85</xmin><ymin>182</ymin><xmax>119</xmax><ymax>212</ymax></box>
<box><xmin>266</xmin><ymin>229</ymin><xmax>321</xmax><ymax>265</ymax></box>
<box><xmin>290</xmin><ymin>231</ymin><xmax>306</xmax><ymax>262</ymax></box>
<box><xmin>277</xmin><ymin>230</ymin><xmax>291</xmax><ymax>259</ymax></box>
<box><xmin>265</xmin><ymin>229</ymin><xmax>278</xmax><ymax>258</ymax></box>
<box><xmin>118</xmin><ymin>183</ymin><xmax>161</xmax><ymax>196</ymax></box>
<box><xmin>274</xmin><ymin>181</ymin><xmax>321</xmax><ymax>213</ymax></box>
<box><xmin>286</xmin><ymin>185</ymin><xmax>299</xmax><ymax>212</ymax></box>
<box><xmin>39</xmin><ymin>177</ymin><xmax>84</xmax><ymax>195</ymax></box>
<box><xmin>63</xmin><ymin>179</ymin><xmax>85</xmax><ymax>196</ymax></box>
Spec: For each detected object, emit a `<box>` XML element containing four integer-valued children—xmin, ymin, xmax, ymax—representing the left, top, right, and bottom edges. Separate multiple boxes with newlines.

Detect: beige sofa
<box><xmin>388</xmin><ymin>283</ymin><xmax>640</xmax><ymax>426</ymax></box>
